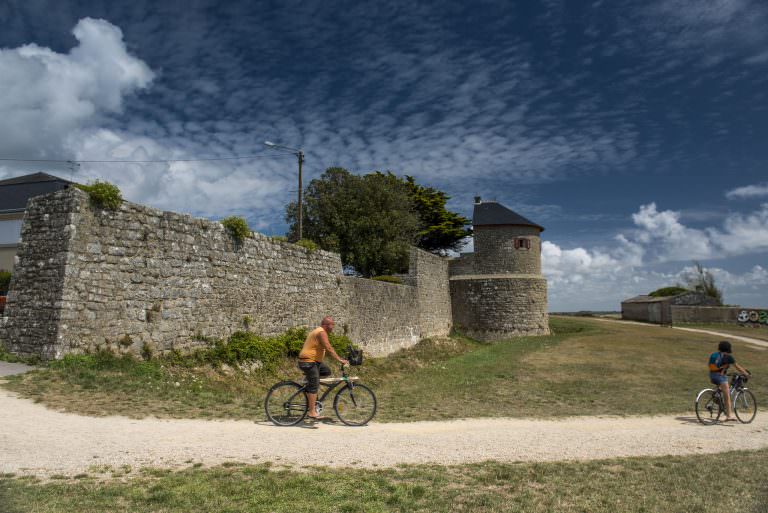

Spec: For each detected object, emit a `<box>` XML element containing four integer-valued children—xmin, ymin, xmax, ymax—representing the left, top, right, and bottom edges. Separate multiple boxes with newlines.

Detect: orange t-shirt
<box><xmin>298</xmin><ymin>327</ymin><xmax>327</xmax><ymax>362</ymax></box>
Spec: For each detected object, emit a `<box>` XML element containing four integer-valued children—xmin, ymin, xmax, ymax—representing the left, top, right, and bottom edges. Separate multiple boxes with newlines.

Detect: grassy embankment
<box><xmin>1</xmin><ymin>449</ymin><xmax>767</xmax><ymax>513</ymax></box>
<box><xmin>2</xmin><ymin>316</ymin><xmax>767</xmax><ymax>422</ymax></box>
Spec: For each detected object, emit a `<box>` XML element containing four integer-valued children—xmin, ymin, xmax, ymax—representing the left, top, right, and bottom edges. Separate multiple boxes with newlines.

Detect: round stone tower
<box><xmin>449</xmin><ymin>197</ymin><xmax>549</xmax><ymax>341</ymax></box>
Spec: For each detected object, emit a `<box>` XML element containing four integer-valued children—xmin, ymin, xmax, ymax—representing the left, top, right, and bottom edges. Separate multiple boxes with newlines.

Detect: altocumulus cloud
<box><xmin>0</xmin><ymin>18</ymin><xmax>153</xmax><ymax>159</ymax></box>
<box><xmin>726</xmin><ymin>183</ymin><xmax>768</xmax><ymax>199</ymax></box>
<box><xmin>543</xmin><ymin>202</ymin><xmax>768</xmax><ymax>310</ymax></box>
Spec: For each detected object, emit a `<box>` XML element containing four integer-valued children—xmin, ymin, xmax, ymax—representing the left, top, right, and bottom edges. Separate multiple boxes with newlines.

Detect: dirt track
<box><xmin>2</xmin><ymin>387</ymin><xmax>766</xmax><ymax>477</ymax></box>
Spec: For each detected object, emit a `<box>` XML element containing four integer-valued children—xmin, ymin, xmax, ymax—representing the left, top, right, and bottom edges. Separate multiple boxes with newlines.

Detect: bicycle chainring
<box><xmin>315</xmin><ymin>401</ymin><xmax>323</xmax><ymax>414</ymax></box>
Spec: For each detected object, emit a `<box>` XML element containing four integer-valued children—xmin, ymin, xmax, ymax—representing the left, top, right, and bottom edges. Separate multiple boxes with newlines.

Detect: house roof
<box><xmin>472</xmin><ymin>199</ymin><xmax>545</xmax><ymax>231</ymax></box>
<box><xmin>0</xmin><ymin>172</ymin><xmax>72</xmax><ymax>213</ymax></box>
<box><xmin>622</xmin><ymin>295</ymin><xmax>669</xmax><ymax>304</ymax></box>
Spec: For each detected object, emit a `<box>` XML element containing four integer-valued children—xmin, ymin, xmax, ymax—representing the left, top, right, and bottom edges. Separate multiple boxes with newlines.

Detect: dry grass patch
<box><xmin>2</xmin><ymin>450</ymin><xmax>767</xmax><ymax>512</ymax></box>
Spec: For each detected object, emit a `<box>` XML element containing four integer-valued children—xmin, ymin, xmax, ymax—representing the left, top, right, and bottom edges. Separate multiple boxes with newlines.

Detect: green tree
<box><xmin>286</xmin><ymin>168</ymin><xmax>419</xmax><ymax>276</ymax></box>
<box><xmin>684</xmin><ymin>261</ymin><xmax>724</xmax><ymax>305</ymax></box>
<box><xmin>400</xmin><ymin>176</ymin><xmax>472</xmax><ymax>255</ymax></box>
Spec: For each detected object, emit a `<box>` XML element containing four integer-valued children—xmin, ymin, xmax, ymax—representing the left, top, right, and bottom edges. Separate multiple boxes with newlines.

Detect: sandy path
<box><xmin>2</xmin><ymin>388</ymin><xmax>766</xmax><ymax>477</ymax></box>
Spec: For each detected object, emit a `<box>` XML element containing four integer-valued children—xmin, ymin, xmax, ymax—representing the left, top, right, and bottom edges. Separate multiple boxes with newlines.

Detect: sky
<box><xmin>0</xmin><ymin>0</ymin><xmax>766</xmax><ymax>311</ymax></box>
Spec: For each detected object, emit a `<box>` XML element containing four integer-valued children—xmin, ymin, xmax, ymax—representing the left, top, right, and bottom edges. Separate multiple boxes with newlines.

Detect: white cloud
<box><xmin>541</xmin><ymin>202</ymin><xmax>768</xmax><ymax>310</ymax></box>
<box><xmin>0</xmin><ymin>18</ymin><xmax>154</xmax><ymax>159</ymax></box>
<box><xmin>726</xmin><ymin>183</ymin><xmax>768</xmax><ymax>199</ymax></box>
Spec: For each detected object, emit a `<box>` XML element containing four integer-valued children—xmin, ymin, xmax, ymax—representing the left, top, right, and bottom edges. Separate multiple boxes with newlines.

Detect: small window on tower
<box><xmin>514</xmin><ymin>238</ymin><xmax>531</xmax><ymax>250</ymax></box>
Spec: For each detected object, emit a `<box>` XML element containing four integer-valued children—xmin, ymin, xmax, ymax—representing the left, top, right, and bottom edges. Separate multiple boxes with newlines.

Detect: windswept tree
<box><xmin>400</xmin><ymin>175</ymin><xmax>472</xmax><ymax>255</ymax></box>
<box><xmin>285</xmin><ymin>168</ymin><xmax>471</xmax><ymax>276</ymax></box>
<box><xmin>683</xmin><ymin>261</ymin><xmax>724</xmax><ymax>305</ymax></box>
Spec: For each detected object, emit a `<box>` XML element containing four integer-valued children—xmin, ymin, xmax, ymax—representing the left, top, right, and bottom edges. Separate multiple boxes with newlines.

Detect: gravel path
<box><xmin>2</xmin><ymin>388</ymin><xmax>767</xmax><ymax>477</ymax></box>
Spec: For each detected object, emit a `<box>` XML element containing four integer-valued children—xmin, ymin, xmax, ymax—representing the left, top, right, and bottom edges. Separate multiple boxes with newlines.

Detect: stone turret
<box><xmin>449</xmin><ymin>197</ymin><xmax>549</xmax><ymax>341</ymax></box>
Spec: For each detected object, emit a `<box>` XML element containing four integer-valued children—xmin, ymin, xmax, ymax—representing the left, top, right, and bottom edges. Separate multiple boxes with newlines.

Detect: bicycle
<box><xmin>264</xmin><ymin>355</ymin><xmax>377</xmax><ymax>427</ymax></box>
<box><xmin>695</xmin><ymin>373</ymin><xmax>757</xmax><ymax>425</ymax></box>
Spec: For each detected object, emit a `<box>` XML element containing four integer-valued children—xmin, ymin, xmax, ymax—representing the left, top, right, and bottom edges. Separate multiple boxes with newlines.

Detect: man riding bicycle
<box><xmin>709</xmin><ymin>340</ymin><xmax>750</xmax><ymax>422</ymax></box>
<box><xmin>297</xmin><ymin>316</ymin><xmax>348</xmax><ymax>420</ymax></box>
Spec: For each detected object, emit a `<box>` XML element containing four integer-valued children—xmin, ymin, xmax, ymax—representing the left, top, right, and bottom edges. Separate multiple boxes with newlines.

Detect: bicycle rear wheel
<box><xmin>695</xmin><ymin>388</ymin><xmax>722</xmax><ymax>425</ymax></box>
<box><xmin>265</xmin><ymin>381</ymin><xmax>308</xmax><ymax>426</ymax></box>
<box><xmin>733</xmin><ymin>389</ymin><xmax>757</xmax><ymax>424</ymax></box>
<box><xmin>334</xmin><ymin>383</ymin><xmax>377</xmax><ymax>426</ymax></box>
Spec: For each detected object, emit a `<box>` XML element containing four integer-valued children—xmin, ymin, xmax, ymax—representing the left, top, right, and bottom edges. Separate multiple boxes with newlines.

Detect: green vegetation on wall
<box><xmin>0</xmin><ymin>269</ymin><xmax>11</xmax><ymax>293</ymax></box>
<box><xmin>648</xmin><ymin>286</ymin><xmax>688</xmax><ymax>297</ymax></box>
<box><xmin>75</xmin><ymin>181</ymin><xmax>123</xmax><ymax>210</ymax></box>
<box><xmin>220</xmin><ymin>216</ymin><xmax>251</xmax><ymax>245</ymax></box>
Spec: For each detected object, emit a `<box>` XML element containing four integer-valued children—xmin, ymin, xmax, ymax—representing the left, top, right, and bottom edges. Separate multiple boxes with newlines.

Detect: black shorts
<box><xmin>298</xmin><ymin>361</ymin><xmax>331</xmax><ymax>393</ymax></box>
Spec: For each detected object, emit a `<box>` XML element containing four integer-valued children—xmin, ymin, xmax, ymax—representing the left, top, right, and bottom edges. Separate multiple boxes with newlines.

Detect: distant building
<box><xmin>621</xmin><ymin>291</ymin><xmax>720</xmax><ymax>324</ymax></box>
<box><xmin>0</xmin><ymin>173</ymin><xmax>72</xmax><ymax>270</ymax></box>
<box><xmin>449</xmin><ymin>197</ymin><xmax>549</xmax><ymax>340</ymax></box>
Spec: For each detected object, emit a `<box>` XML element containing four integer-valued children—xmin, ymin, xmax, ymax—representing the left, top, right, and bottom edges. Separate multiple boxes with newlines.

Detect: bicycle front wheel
<box><xmin>734</xmin><ymin>389</ymin><xmax>757</xmax><ymax>424</ymax></box>
<box><xmin>334</xmin><ymin>383</ymin><xmax>377</xmax><ymax>426</ymax></box>
<box><xmin>265</xmin><ymin>381</ymin><xmax>308</xmax><ymax>426</ymax></box>
<box><xmin>695</xmin><ymin>388</ymin><xmax>722</xmax><ymax>425</ymax></box>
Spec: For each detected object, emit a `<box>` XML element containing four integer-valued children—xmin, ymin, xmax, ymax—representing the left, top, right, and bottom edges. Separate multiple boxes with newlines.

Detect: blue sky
<box><xmin>0</xmin><ymin>0</ymin><xmax>767</xmax><ymax>311</ymax></box>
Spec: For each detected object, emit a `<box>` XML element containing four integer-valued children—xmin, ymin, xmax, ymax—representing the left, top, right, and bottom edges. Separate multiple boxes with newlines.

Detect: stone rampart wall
<box><xmin>0</xmin><ymin>188</ymin><xmax>451</xmax><ymax>359</ymax></box>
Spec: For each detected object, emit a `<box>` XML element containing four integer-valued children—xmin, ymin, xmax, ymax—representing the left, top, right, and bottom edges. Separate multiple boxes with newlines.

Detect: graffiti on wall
<box><xmin>737</xmin><ymin>310</ymin><xmax>768</xmax><ymax>325</ymax></box>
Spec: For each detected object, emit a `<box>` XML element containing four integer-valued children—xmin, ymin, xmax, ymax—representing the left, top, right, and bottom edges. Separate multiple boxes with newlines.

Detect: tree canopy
<box><xmin>285</xmin><ymin>168</ymin><xmax>471</xmax><ymax>276</ymax></box>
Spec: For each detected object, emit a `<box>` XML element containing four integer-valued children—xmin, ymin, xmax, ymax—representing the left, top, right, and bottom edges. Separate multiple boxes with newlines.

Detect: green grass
<box><xmin>3</xmin><ymin>317</ymin><xmax>767</xmax><ymax>421</ymax></box>
<box><xmin>1</xmin><ymin>449</ymin><xmax>767</xmax><ymax>512</ymax></box>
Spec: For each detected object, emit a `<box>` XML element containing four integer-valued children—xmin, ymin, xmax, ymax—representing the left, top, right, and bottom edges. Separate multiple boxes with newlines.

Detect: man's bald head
<box><xmin>321</xmin><ymin>316</ymin><xmax>335</xmax><ymax>332</ymax></box>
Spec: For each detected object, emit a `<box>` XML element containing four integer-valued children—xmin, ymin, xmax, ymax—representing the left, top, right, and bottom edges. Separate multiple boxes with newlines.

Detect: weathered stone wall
<box><xmin>450</xmin><ymin>275</ymin><xmax>549</xmax><ymax>341</ymax></box>
<box><xmin>671</xmin><ymin>306</ymin><xmax>743</xmax><ymax>324</ymax></box>
<box><xmin>0</xmin><ymin>191</ymin><xmax>79</xmax><ymax>359</ymax></box>
<box><xmin>448</xmin><ymin>254</ymin><xmax>474</xmax><ymax>276</ymax></box>
<box><xmin>0</xmin><ymin>188</ymin><xmax>452</xmax><ymax>359</ymax></box>
<box><xmin>473</xmin><ymin>226</ymin><xmax>541</xmax><ymax>275</ymax></box>
<box><xmin>410</xmin><ymin>249</ymin><xmax>453</xmax><ymax>338</ymax></box>
<box><xmin>621</xmin><ymin>302</ymin><xmax>662</xmax><ymax>323</ymax></box>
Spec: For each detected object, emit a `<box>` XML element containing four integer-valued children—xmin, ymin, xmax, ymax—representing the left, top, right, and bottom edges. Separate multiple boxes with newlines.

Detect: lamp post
<box><xmin>264</xmin><ymin>141</ymin><xmax>305</xmax><ymax>241</ymax></box>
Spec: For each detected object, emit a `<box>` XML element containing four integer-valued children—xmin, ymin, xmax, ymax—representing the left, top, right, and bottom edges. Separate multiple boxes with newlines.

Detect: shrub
<box><xmin>329</xmin><ymin>333</ymin><xmax>355</xmax><ymax>356</ymax></box>
<box><xmin>220</xmin><ymin>216</ymin><xmax>251</xmax><ymax>244</ymax></box>
<box><xmin>649</xmin><ymin>286</ymin><xmax>689</xmax><ymax>297</ymax></box>
<box><xmin>271</xmin><ymin>235</ymin><xmax>288</xmax><ymax>243</ymax></box>
<box><xmin>274</xmin><ymin>326</ymin><xmax>309</xmax><ymax>356</ymax></box>
<box><xmin>371</xmin><ymin>275</ymin><xmax>403</xmax><ymax>285</ymax></box>
<box><xmin>0</xmin><ymin>270</ymin><xmax>11</xmax><ymax>293</ymax></box>
<box><xmin>76</xmin><ymin>181</ymin><xmax>123</xmax><ymax>210</ymax></box>
<box><xmin>211</xmin><ymin>331</ymin><xmax>284</xmax><ymax>369</ymax></box>
<box><xmin>295</xmin><ymin>238</ymin><xmax>319</xmax><ymax>253</ymax></box>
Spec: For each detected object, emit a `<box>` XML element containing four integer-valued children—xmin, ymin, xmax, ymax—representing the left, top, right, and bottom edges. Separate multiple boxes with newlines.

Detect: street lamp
<box><xmin>264</xmin><ymin>141</ymin><xmax>305</xmax><ymax>241</ymax></box>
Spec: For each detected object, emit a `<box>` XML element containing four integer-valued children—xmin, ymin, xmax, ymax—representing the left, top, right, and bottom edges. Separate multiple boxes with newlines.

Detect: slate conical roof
<box><xmin>472</xmin><ymin>199</ymin><xmax>544</xmax><ymax>232</ymax></box>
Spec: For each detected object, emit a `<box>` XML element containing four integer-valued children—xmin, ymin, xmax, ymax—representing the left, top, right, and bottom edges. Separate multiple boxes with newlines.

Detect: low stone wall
<box><xmin>449</xmin><ymin>275</ymin><xmax>549</xmax><ymax>341</ymax></box>
<box><xmin>0</xmin><ymin>188</ymin><xmax>452</xmax><ymax>359</ymax></box>
<box><xmin>671</xmin><ymin>306</ymin><xmax>745</xmax><ymax>324</ymax></box>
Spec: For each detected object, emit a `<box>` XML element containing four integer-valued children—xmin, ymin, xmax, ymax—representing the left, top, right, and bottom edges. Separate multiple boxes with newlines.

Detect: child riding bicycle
<box><xmin>709</xmin><ymin>340</ymin><xmax>750</xmax><ymax>422</ymax></box>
